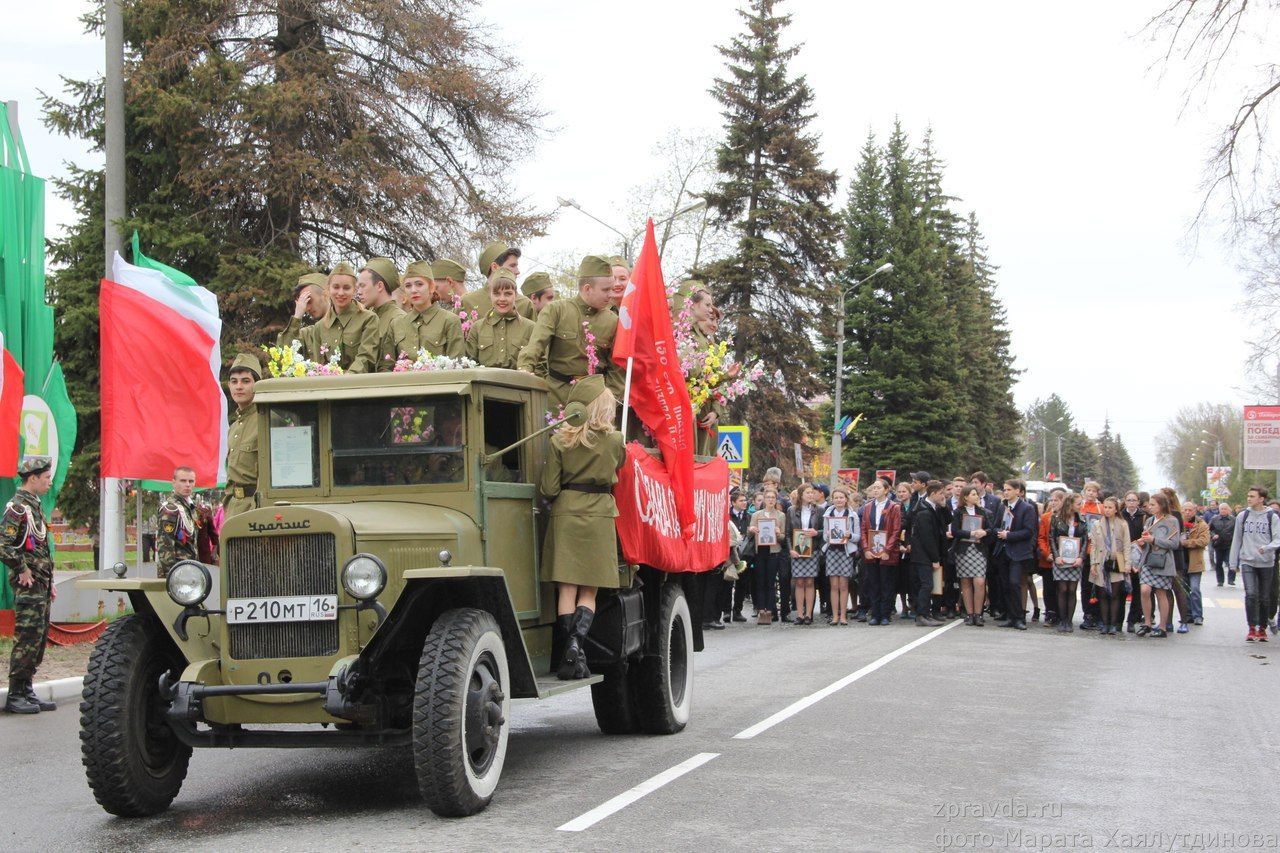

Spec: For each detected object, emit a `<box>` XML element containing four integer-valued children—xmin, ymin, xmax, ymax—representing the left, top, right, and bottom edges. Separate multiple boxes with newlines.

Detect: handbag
<box><xmin>1103</xmin><ymin>557</ymin><xmax>1118</xmax><ymax>574</ymax></box>
<box><xmin>1144</xmin><ymin>549</ymin><xmax>1167</xmax><ymax>571</ymax></box>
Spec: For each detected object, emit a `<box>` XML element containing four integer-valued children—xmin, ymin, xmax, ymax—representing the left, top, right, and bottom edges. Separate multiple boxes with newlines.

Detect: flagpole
<box><xmin>620</xmin><ymin>357</ymin><xmax>634</xmax><ymax>436</ymax></box>
<box><xmin>100</xmin><ymin>0</ymin><xmax>127</xmax><ymax>572</ymax></box>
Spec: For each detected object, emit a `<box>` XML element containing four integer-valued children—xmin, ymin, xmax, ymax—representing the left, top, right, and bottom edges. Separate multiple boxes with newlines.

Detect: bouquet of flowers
<box><xmin>671</xmin><ymin>305</ymin><xmax>763</xmax><ymax>410</ymax></box>
<box><xmin>389</xmin><ymin>406</ymin><xmax>436</xmax><ymax>444</ymax></box>
<box><xmin>391</xmin><ymin>348</ymin><xmax>479</xmax><ymax>373</ymax></box>
<box><xmin>266</xmin><ymin>340</ymin><xmax>344</xmax><ymax>378</ymax></box>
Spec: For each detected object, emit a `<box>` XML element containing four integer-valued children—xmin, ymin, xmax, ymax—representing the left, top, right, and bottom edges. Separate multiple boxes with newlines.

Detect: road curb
<box><xmin>0</xmin><ymin>675</ymin><xmax>84</xmax><ymax>705</ymax></box>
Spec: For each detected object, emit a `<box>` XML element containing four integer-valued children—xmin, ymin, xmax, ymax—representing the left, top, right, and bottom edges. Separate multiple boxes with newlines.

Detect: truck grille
<box><xmin>225</xmin><ymin>533</ymin><xmax>339</xmax><ymax>660</ymax></box>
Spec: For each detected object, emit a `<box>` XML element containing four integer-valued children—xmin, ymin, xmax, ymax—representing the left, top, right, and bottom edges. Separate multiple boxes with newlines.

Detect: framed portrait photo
<box><xmin>756</xmin><ymin>517</ymin><xmax>778</xmax><ymax>547</ymax></box>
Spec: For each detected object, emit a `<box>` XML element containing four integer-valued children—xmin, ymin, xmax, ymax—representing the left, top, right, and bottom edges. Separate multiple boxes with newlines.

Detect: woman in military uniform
<box><xmin>681</xmin><ymin>285</ymin><xmax>739</xmax><ymax>457</ymax></box>
<box><xmin>378</xmin><ymin>261</ymin><xmax>465</xmax><ymax>366</ymax></box>
<box><xmin>539</xmin><ymin>375</ymin><xmax>626</xmax><ymax>680</ymax></box>
<box><xmin>278</xmin><ymin>264</ymin><xmax>380</xmax><ymax>372</ymax></box>
<box><xmin>465</xmin><ymin>269</ymin><xmax>533</xmax><ymax>368</ymax></box>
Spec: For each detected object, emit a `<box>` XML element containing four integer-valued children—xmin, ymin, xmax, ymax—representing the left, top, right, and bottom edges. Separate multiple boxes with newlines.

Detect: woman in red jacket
<box><xmin>860</xmin><ymin>478</ymin><xmax>902</xmax><ymax>626</ymax></box>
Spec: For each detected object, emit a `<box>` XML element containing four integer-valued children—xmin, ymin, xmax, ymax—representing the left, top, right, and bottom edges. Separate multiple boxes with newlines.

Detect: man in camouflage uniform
<box><xmin>224</xmin><ymin>353</ymin><xmax>261</xmax><ymax>518</ymax></box>
<box><xmin>3</xmin><ymin>456</ymin><xmax>56</xmax><ymax>714</ymax></box>
<box><xmin>157</xmin><ymin>466</ymin><xmax>201</xmax><ymax>579</ymax></box>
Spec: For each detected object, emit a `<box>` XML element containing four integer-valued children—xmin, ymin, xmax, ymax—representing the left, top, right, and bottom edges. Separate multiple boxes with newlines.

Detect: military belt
<box><xmin>548</xmin><ymin>368</ymin><xmax>585</xmax><ymax>384</ymax></box>
<box><xmin>563</xmin><ymin>483</ymin><xmax>612</xmax><ymax>495</ymax></box>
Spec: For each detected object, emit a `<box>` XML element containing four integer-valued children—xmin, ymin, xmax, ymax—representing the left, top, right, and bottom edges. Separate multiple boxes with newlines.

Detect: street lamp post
<box><xmin>557</xmin><ymin>197</ymin><xmax>706</xmax><ymax>264</ymax></box>
<box><xmin>829</xmin><ymin>263</ymin><xmax>893</xmax><ymax>492</ymax></box>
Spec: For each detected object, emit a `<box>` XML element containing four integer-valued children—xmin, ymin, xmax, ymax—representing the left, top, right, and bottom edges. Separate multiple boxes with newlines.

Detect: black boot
<box><xmin>23</xmin><ymin>684</ymin><xmax>55</xmax><ymax>712</ymax></box>
<box><xmin>557</xmin><ymin>606</ymin><xmax>594</xmax><ymax>681</ymax></box>
<box><xmin>4</xmin><ymin>681</ymin><xmax>40</xmax><ymax>715</ymax></box>
<box><xmin>550</xmin><ymin>614</ymin><xmax>573</xmax><ymax>676</ymax></box>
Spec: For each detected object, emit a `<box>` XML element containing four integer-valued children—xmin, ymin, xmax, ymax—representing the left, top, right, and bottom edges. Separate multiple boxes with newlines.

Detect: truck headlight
<box><xmin>342</xmin><ymin>554</ymin><xmax>387</xmax><ymax>601</ymax></box>
<box><xmin>167</xmin><ymin>560</ymin><xmax>211</xmax><ymax>607</ymax></box>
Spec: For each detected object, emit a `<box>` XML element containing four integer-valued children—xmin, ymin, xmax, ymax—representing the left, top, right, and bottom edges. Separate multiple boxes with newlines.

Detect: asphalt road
<box><xmin>2</xmin><ymin>583</ymin><xmax>1273</xmax><ymax>852</ymax></box>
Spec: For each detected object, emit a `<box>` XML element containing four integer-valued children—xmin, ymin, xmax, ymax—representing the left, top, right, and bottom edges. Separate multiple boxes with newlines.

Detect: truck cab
<box><xmin>78</xmin><ymin>369</ymin><xmax>694</xmax><ymax>818</ymax></box>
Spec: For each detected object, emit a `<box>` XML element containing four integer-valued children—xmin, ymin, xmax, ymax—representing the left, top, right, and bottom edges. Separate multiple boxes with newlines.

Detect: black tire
<box><xmin>636</xmin><ymin>582</ymin><xmax>693</xmax><ymax>735</ymax></box>
<box><xmin>413</xmin><ymin>608</ymin><xmax>510</xmax><ymax>817</ymax></box>
<box><xmin>79</xmin><ymin>614</ymin><xmax>192</xmax><ymax>817</ymax></box>
<box><xmin>590</xmin><ymin>664</ymin><xmax>640</xmax><ymax>735</ymax></box>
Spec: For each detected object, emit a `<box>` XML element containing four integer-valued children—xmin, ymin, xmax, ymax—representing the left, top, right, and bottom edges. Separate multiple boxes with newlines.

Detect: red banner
<box><xmin>615</xmin><ymin>443</ymin><xmax>729</xmax><ymax>573</ymax></box>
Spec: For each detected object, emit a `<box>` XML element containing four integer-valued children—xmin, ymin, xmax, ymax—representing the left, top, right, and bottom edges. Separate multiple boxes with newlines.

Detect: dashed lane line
<box><xmin>733</xmin><ymin>618</ymin><xmax>963</xmax><ymax>740</ymax></box>
<box><xmin>556</xmin><ymin>752</ymin><xmax>721</xmax><ymax>832</ymax></box>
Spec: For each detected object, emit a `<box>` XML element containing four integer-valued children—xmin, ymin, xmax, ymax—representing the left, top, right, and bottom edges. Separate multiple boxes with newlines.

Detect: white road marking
<box><xmin>556</xmin><ymin>752</ymin><xmax>720</xmax><ymax>832</ymax></box>
<box><xmin>733</xmin><ymin>619</ymin><xmax>963</xmax><ymax>740</ymax></box>
<box><xmin>1202</xmin><ymin>597</ymin><xmax>1216</xmax><ymax>608</ymax></box>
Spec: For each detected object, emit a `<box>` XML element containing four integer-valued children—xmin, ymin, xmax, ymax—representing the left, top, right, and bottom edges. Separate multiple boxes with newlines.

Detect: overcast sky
<box><xmin>3</xmin><ymin>0</ymin><xmax>1260</xmax><ymax>490</ymax></box>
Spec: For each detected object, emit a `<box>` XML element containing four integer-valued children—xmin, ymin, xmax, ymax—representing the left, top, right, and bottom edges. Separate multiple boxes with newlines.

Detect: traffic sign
<box><xmin>717</xmin><ymin>426</ymin><xmax>749</xmax><ymax>469</ymax></box>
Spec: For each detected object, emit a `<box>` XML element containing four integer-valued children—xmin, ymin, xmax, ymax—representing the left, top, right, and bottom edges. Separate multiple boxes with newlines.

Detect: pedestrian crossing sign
<box><xmin>717</xmin><ymin>426</ymin><xmax>749</xmax><ymax>469</ymax></box>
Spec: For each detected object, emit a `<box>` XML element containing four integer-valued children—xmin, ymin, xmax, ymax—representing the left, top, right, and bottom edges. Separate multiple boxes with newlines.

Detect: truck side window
<box><xmin>331</xmin><ymin>397</ymin><xmax>466</xmax><ymax>487</ymax></box>
<box><xmin>482</xmin><ymin>400</ymin><xmax>525</xmax><ymax>483</ymax></box>
<box><xmin>268</xmin><ymin>404</ymin><xmax>320</xmax><ymax>488</ymax></box>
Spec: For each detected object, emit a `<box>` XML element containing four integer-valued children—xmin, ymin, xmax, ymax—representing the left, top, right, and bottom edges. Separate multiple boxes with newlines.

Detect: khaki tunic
<box><xmin>690</xmin><ymin>324</ymin><xmax>727</xmax><ymax>457</ymax></box>
<box><xmin>516</xmin><ymin>296</ymin><xmax>623</xmax><ymax>408</ymax></box>
<box><xmin>466</xmin><ymin>311</ymin><xmax>533</xmax><ymax>369</ymax></box>
<box><xmin>461</xmin><ymin>288</ymin><xmax>535</xmax><ymax>321</ymax></box>
<box><xmin>278</xmin><ymin>302</ymin><xmax>380</xmax><ymax>373</ymax></box>
<box><xmin>540</xmin><ymin>429</ymin><xmax>627</xmax><ymax>588</ymax></box>
<box><xmin>369</xmin><ymin>300</ymin><xmax>406</xmax><ymax>370</ymax></box>
<box><xmin>224</xmin><ymin>401</ymin><xmax>258</xmax><ymax>518</ymax></box>
<box><xmin>378</xmin><ymin>303</ymin><xmax>465</xmax><ymax>368</ymax></box>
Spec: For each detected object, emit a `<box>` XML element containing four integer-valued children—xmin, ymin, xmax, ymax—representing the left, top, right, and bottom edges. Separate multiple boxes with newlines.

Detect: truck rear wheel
<box><xmin>635</xmin><ymin>583</ymin><xmax>693</xmax><ymax>734</ymax></box>
<box><xmin>590</xmin><ymin>664</ymin><xmax>640</xmax><ymax>734</ymax></box>
<box><xmin>412</xmin><ymin>608</ymin><xmax>510</xmax><ymax>817</ymax></box>
<box><xmin>79</xmin><ymin>614</ymin><xmax>192</xmax><ymax>817</ymax></box>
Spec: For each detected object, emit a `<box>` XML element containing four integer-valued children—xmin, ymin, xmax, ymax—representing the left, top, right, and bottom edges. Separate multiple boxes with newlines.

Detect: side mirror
<box><xmin>563</xmin><ymin>402</ymin><xmax>587</xmax><ymax>426</ymax></box>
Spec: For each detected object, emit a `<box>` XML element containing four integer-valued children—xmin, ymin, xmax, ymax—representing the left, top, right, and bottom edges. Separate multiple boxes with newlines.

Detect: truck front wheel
<box><xmin>635</xmin><ymin>583</ymin><xmax>693</xmax><ymax>734</ymax></box>
<box><xmin>79</xmin><ymin>614</ymin><xmax>192</xmax><ymax>816</ymax></box>
<box><xmin>412</xmin><ymin>608</ymin><xmax>510</xmax><ymax>817</ymax></box>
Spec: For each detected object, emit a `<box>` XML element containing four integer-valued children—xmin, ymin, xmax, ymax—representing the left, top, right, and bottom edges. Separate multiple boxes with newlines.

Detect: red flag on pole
<box><xmin>0</xmin><ymin>339</ymin><xmax>25</xmax><ymax>477</ymax></box>
<box><xmin>614</xmin><ymin>220</ymin><xmax>696</xmax><ymax>535</ymax></box>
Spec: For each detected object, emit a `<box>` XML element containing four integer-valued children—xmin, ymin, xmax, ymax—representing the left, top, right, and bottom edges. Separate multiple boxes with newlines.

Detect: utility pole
<box><xmin>101</xmin><ymin>0</ymin><xmax>127</xmax><ymax>571</ymax></box>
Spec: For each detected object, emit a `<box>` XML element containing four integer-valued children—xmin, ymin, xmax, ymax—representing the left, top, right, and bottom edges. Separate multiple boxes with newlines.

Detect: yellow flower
<box><xmin>293</xmin><ymin>364</ymin><xmax>305</xmax><ymax>377</ymax></box>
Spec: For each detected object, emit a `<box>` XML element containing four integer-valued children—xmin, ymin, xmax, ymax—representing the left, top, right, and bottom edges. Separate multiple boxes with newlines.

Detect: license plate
<box><xmin>225</xmin><ymin>595</ymin><xmax>338</xmax><ymax>625</ymax></box>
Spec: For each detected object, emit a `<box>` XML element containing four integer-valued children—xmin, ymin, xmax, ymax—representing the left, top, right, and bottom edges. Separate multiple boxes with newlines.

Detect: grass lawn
<box><xmin>55</xmin><ymin>547</ymin><xmax>140</xmax><ymax>572</ymax></box>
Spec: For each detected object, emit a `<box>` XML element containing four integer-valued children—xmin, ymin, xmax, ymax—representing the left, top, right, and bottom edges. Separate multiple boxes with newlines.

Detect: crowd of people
<box><xmin>703</xmin><ymin>470</ymin><xmax>1280</xmax><ymax>644</ymax></box>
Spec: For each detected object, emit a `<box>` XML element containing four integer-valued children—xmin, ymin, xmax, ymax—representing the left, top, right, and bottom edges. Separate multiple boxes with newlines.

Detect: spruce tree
<box><xmin>42</xmin><ymin>0</ymin><xmax>547</xmax><ymax>525</ymax></box>
<box><xmin>956</xmin><ymin>212</ymin><xmax>1020</xmax><ymax>478</ymax></box>
<box><xmin>1096</xmin><ymin>418</ymin><xmax>1139</xmax><ymax>495</ymax></box>
<box><xmin>705</xmin><ymin>0</ymin><xmax>840</xmax><ymax>477</ymax></box>
<box><xmin>839</xmin><ymin>120</ymin><xmax>961</xmax><ymax>477</ymax></box>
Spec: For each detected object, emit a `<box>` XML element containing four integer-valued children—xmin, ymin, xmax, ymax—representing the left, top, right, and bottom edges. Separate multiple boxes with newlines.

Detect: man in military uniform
<box><xmin>278</xmin><ymin>265</ymin><xmax>380</xmax><ymax>372</ymax></box>
<box><xmin>517</xmin><ymin>255</ymin><xmax>623</xmax><ymax>409</ymax></box>
<box><xmin>431</xmin><ymin>258</ymin><xmax>469</xmax><ymax>310</ymax></box>
<box><xmin>463</xmin><ymin>241</ymin><xmax>535</xmax><ymax>320</ymax></box>
<box><xmin>522</xmin><ymin>271</ymin><xmax>556</xmax><ymax>315</ymax></box>
<box><xmin>466</xmin><ymin>269</ymin><xmax>533</xmax><ymax>368</ymax></box>
<box><xmin>357</xmin><ymin>258</ymin><xmax>405</xmax><ymax>369</ymax></box>
<box><xmin>379</xmin><ymin>261</ymin><xmax>465</xmax><ymax>367</ymax></box>
<box><xmin>224</xmin><ymin>353</ymin><xmax>261</xmax><ymax>519</ymax></box>
<box><xmin>157</xmin><ymin>466</ymin><xmax>202</xmax><ymax>579</ymax></box>
<box><xmin>3</xmin><ymin>456</ymin><xmax>56</xmax><ymax>714</ymax></box>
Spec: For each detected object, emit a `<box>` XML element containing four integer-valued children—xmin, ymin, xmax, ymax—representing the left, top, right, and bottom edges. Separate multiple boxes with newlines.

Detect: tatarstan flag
<box><xmin>0</xmin><ymin>333</ymin><xmax>24</xmax><ymax>477</ymax></box>
<box><xmin>100</xmin><ymin>251</ymin><xmax>227</xmax><ymax>486</ymax></box>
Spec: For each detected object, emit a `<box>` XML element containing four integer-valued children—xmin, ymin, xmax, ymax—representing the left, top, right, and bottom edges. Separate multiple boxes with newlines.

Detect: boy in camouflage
<box><xmin>157</xmin><ymin>466</ymin><xmax>202</xmax><ymax>579</ymax></box>
<box><xmin>3</xmin><ymin>456</ymin><xmax>56</xmax><ymax>714</ymax></box>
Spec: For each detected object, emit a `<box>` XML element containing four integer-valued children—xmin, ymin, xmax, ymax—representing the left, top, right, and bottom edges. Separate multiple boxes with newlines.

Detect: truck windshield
<box><xmin>331</xmin><ymin>397</ymin><xmax>465</xmax><ymax>487</ymax></box>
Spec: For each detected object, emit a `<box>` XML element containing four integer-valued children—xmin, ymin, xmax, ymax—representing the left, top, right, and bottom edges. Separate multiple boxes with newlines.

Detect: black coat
<box><xmin>952</xmin><ymin>505</ymin><xmax>993</xmax><ymax>554</ymax></box>
<box><xmin>910</xmin><ymin>500</ymin><xmax>945</xmax><ymax>565</ymax></box>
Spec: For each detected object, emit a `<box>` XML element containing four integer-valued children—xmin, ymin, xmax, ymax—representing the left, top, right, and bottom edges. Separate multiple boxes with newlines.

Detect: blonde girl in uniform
<box><xmin>540</xmin><ymin>376</ymin><xmax>626</xmax><ymax>680</ymax></box>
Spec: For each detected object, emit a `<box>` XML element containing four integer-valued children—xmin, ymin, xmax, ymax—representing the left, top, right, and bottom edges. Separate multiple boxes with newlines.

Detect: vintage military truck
<box><xmin>77</xmin><ymin>369</ymin><xmax>696</xmax><ymax>818</ymax></box>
